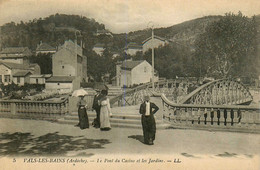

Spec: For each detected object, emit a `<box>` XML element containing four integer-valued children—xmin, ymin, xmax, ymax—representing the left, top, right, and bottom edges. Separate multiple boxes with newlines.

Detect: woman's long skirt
<box><xmin>78</xmin><ymin>107</ymin><xmax>89</xmax><ymax>129</ymax></box>
<box><xmin>100</xmin><ymin>106</ymin><xmax>111</xmax><ymax>130</ymax></box>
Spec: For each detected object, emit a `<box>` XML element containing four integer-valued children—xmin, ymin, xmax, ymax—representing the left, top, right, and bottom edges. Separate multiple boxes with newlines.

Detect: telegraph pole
<box><xmin>151</xmin><ymin>26</ymin><xmax>155</xmax><ymax>91</ymax></box>
<box><xmin>148</xmin><ymin>21</ymin><xmax>155</xmax><ymax>91</ymax></box>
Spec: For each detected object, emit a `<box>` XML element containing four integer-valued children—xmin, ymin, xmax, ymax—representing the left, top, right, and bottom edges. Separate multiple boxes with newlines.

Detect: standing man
<box><xmin>139</xmin><ymin>95</ymin><xmax>159</xmax><ymax>145</ymax></box>
<box><xmin>92</xmin><ymin>89</ymin><xmax>102</xmax><ymax>128</ymax></box>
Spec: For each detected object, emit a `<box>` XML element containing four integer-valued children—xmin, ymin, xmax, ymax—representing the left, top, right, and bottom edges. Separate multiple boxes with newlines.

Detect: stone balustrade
<box><xmin>0</xmin><ymin>96</ymin><xmax>69</xmax><ymax>120</ymax></box>
<box><xmin>161</xmin><ymin>94</ymin><xmax>260</xmax><ymax>133</ymax></box>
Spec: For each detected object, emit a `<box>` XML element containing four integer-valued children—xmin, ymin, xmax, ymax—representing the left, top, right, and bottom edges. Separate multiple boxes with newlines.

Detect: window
<box><xmin>0</xmin><ymin>76</ymin><xmax>2</xmax><ymax>83</ymax></box>
<box><xmin>4</xmin><ymin>75</ymin><xmax>10</xmax><ymax>83</ymax></box>
<box><xmin>62</xmin><ymin>66</ymin><xmax>64</xmax><ymax>69</ymax></box>
<box><xmin>36</xmin><ymin>79</ymin><xmax>38</xmax><ymax>84</ymax></box>
<box><xmin>144</xmin><ymin>67</ymin><xmax>147</xmax><ymax>73</ymax></box>
<box><xmin>17</xmin><ymin>77</ymin><xmax>20</xmax><ymax>83</ymax></box>
<box><xmin>57</xmin><ymin>83</ymin><xmax>60</xmax><ymax>85</ymax></box>
<box><xmin>77</xmin><ymin>55</ymin><xmax>83</xmax><ymax>63</ymax></box>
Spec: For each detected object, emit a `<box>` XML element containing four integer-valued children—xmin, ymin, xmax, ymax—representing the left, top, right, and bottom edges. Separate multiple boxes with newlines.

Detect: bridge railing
<box><xmin>161</xmin><ymin>94</ymin><xmax>260</xmax><ymax>132</ymax></box>
<box><xmin>0</xmin><ymin>96</ymin><xmax>69</xmax><ymax>120</ymax></box>
<box><xmin>109</xmin><ymin>82</ymin><xmax>153</xmax><ymax>107</ymax></box>
<box><xmin>109</xmin><ymin>79</ymin><xmax>196</xmax><ymax>107</ymax></box>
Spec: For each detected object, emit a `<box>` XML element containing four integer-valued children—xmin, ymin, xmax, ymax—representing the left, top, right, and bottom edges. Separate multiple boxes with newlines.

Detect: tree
<box><xmin>194</xmin><ymin>12</ymin><xmax>258</xmax><ymax>78</ymax></box>
<box><xmin>29</xmin><ymin>53</ymin><xmax>52</xmax><ymax>74</ymax></box>
<box><xmin>133</xmin><ymin>43</ymin><xmax>193</xmax><ymax>79</ymax></box>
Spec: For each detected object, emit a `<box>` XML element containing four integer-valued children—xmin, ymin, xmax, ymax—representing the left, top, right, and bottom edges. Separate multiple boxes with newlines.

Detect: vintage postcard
<box><xmin>0</xmin><ymin>0</ymin><xmax>259</xmax><ymax>169</ymax></box>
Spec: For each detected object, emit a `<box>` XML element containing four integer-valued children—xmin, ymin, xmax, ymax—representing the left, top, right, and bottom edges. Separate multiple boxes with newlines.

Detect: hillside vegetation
<box><xmin>0</xmin><ymin>13</ymin><xmax>259</xmax><ymax>81</ymax></box>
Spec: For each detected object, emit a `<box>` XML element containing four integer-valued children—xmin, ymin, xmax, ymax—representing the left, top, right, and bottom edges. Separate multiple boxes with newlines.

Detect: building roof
<box><xmin>121</xmin><ymin>60</ymin><xmax>146</xmax><ymax>70</ymax></box>
<box><xmin>142</xmin><ymin>35</ymin><xmax>167</xmax><ymax>45</ymax></box>
<box><xmin>0</xmin><ymin>62</ymin><xmax>30</xmax><ymax>70</ymax></box>
<box><xmin>126</xmin><ymin>42</ymin><xmax>142</xmax><ymax>49</ymax></box>
<box><xmin>13</xmin><ymin>71</ymin><xmax>32</xmax><ymax>77</ymax></box>
<box><xmin>42</xmin><ymin>74</ymin><xmax>52</xmax><ymax>78</ymax></box>
<box><xmin>36</xmin><ymin>43</ymin><xmax>56</xmax><ymax>51</ymax></box>
<box><xmin>29</xmin><ymin>75</ymin><xmax>44</xmax><ymax>78</ymax></box>
<box><xmin>0</xmin><ymin>47</ymin><xmax>31</xmax><ymax>54</ymax></box>
<box><xmin>46</xmin><ymin>76</ymin><xmax>75</xmax><ymax>83</ymax></box>
<box><xmin>30</xmin><ymin>74</ymin><xmax>52</xmax><ymax>78</ymax></box>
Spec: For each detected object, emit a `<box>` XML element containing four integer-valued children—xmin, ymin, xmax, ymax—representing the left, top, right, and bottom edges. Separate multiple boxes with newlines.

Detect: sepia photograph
<box><xmin>0</xmin><ymin>0</ymin><xmax>259</xmax><ymax>169</ymax></box>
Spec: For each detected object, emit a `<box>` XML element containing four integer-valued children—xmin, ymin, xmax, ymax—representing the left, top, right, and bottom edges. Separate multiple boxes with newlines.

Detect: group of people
<box><xmin>76</xmin><ymin>89</ymin><xmax>112</xmax><ymax>131</ymax></box>
<box><xmin>76</xmin><ymin>89</ymin><xmax>159</xmax><ymax>145</ymax></box>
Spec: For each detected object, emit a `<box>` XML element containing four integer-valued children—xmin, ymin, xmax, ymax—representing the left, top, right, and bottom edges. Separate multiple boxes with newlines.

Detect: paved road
<box><xmin>0</xmin><ymin>118</ymin><xmax>259</xmax><ymax>170</ymax></box>
<box><xmin>0</xmin><ymin>118</ymin><xmax>259</xmax><ymax>156</ymax></box>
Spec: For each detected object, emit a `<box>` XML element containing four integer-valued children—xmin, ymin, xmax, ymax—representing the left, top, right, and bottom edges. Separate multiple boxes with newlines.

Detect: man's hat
<box><xmin>144</xmin><ymin>95</ymin><xmax>150</xmax><ymax>101</ymax></box>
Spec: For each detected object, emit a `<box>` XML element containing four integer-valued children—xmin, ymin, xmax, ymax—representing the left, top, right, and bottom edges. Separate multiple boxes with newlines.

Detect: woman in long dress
<box><xmin>77</xmin><ymin>95</ymin><xmax>89</xmax><ymax>129</ymax></box>
<box><xmin>99</xmin><ymin>90</ymin><xmax>112</xmax><ymax>131</ymax></box>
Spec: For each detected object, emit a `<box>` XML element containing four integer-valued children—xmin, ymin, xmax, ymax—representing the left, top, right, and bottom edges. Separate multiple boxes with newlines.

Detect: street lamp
<box><xmin>148</xmin><ymin>22</ymin><xmax>155</xmax><ymax>91</ymax></box>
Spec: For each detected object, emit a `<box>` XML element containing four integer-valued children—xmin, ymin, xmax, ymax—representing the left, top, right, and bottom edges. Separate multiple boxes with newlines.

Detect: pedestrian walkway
<box><xmin>0</xmin><ymin>118</ymin><xmax>259</xmax><ymax>157</ymax></box>
<box><xmin>0</xmin><ymin>118</ymin><xmax>259</xmax><ymax>170</ymax></box>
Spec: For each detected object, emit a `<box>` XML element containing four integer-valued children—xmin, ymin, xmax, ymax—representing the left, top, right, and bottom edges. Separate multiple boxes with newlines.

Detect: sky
<box><xmin>0</xmin><ymin>0</ymin><xmax>259</xmax><ymax>33</ymax></box>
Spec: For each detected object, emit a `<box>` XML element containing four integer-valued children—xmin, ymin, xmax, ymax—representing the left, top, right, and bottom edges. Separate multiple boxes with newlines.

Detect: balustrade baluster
<box><xmin>34</xmin><ymin>103</ymin><xmax>38</xmax><ymax>115</ymax></box>
<box><xmin>232</xmin><ymin>109</ymin><xmax>237</xmax><ymax>125</ymax></box>
<box><xmin>219</xmin><ymin>109</ymin><xmax>225</xmax><ymax>126</ymax></box>
<box><xmin>241</xmin><ymin>109</ymin><xmax>249</xmax><ymax>127</ymax></box>
<box><xmin>204</xmin><ymin>108</ymin><xmax>208</xmax><ymax>125</ymax></box>
<box><xmin>180</xmin><ymin>108</ymin><xmax>185</xmax><ymax>124</ymax></box>
<box><xmin>31</xmin><ymin>103</ymin><xmax>36</xmax><ymax>115</ymax></box>
<box><xmin>197</xmin><ymin>108</ymin><xmax>202</xmax><ymax>125</ymax></box>
<box><xmin>167</xmin><ymin>106</ymin><xmax>173</xmax><ymax>121</ymax></box>
<box><xmin>3</xmin><ymin>103</ymin><xmax>6</xmax><ymax>113</ymax></box>
<box><xmin>247</xmin><ymin>110</ymin><xmax>255</xmax><ymax>127</ymax></box>
<box><xmin>37</xmin><ymin>103</ymin><xmax>42</xmax><ymax>116</ymax></box>
<box><xmin>20</xmin><ymin>103</ymin><xmax>24</xmax><ymax>114</ymax></box>
<box><xmin>59</xmin><ymin>103</ymin><xmax>63</xmax><ymax>115</ymax></box>
<box><xmin>53</xmin><ymin>104</ymin><xmax>58</xmax><ymax>115</ymax></box>
<box><xmin>184</xmin><ymin>108</ymin><xmax>189</xmax><ymax>125</ymax></box>
<box><xmin>175</xmin><ymin>107</ymin><xmax>181</xmax><ymax>124</ymax></box>
<box><xmin>223</xmin><ymin>109</ymin><xmax>227</xmax><ymax>126</ymax></box>
<box><xmin>225</xmin><ymin>109</ymin><xmax>232</xmax><ymax>127</ymax></box>
<box><xmin>24</xmin><ymin>103</ymin><xmax>28</xmax><ymax>115</ymax></box>
<box><xmin>187</xmin><ymin>108</ymin><xmax>193</xmax><ymax>125</ymax></box>
<box><xmin>16</xmin><ymin>103</ymin><xmax>20</xmax><ymax>114</ymax></box>
<box><xmin>29</xmin><ymin>103</ymin><xmax>34</xmax><ymax>116</ymax></box>
<box><xmin>210</xmin><ymin>108</ymin><xmax>214</xmax><ymax>125</ymax></box>
<box><xmin>191</xmin><ymin>108</ymin><xmax>197</xmax><ymax>125</ymax></box>
<box><xmin>48</xmin><ymin>104</ymin><xmax>53</xmax><ymax>116</ymax></box>
<box><xmin>230</xmin><ymin>109</ymin><xmax>234</xmax><ymax>126</ymax></box>
<box><xmin>217</xmin><ymin>109</ymin><xmax>221</xmax><ymax>126</ymax></box>
<box><xmin>43</xmin><ymin>103</ymin><xmax>48</xmax><ymax>116</ymax></box>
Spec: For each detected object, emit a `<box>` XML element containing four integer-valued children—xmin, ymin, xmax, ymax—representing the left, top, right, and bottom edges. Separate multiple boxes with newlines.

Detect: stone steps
<box><xmin>57</xmin><ymin>111</ymin><xmax>171</xmax><ymax>129</ymax></box>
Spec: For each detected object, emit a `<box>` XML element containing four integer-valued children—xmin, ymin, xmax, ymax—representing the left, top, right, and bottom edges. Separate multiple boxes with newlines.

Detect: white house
<box><xmin>46</xmin><ymin>40</ymin><xmax>87</xmax><ymax>91</ymax></box>
<box><xmin>125</xmin><ymin>42</ymin><xmax>142</xmax><ymax>56</ymax></box>
<box><xmin>36</xmin><ymin>42</ymin><xmax>56</xmax><ymax>55</ymax></box>
<box><xmin>142</xmin><ymin>35</ymin><xmax>168</xmax><ymax>53</ymax></box>
<box><xmin>92</xmin><ymin>43</ymin><xmax>105</xmax><ymax>56</ymax></box>
<box><xmin>0</xmin><ymin>62</ymin><xmax>40</xmax><ymax>86</ymax></box>
<box><xmin>45</xmin><ymin>76</ymin><xmax>75</xmax><ymax>92</ymax></box>
<box><xmin>0</xmin><ymin>47</ymin><xmax>32</xmax><ymax>65</ymax></box>
<box><xmin>95</xmin><ymin>29</ymin><xmax>113</xmax><ymax>37</ymax></box>
<box><xmin>116</xmin><ymin>60</ymin><xmax>159</xmax><ymax>87</ymax></box>
<box><xmin>12</xmin><ymin>71</ymin><xmax>32</xmax><ymax>86</ymax></box>
<box><xmin>29</xmin><ymin>74</ymin><xmax>51</xmax><ymax>85</ymax></box>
